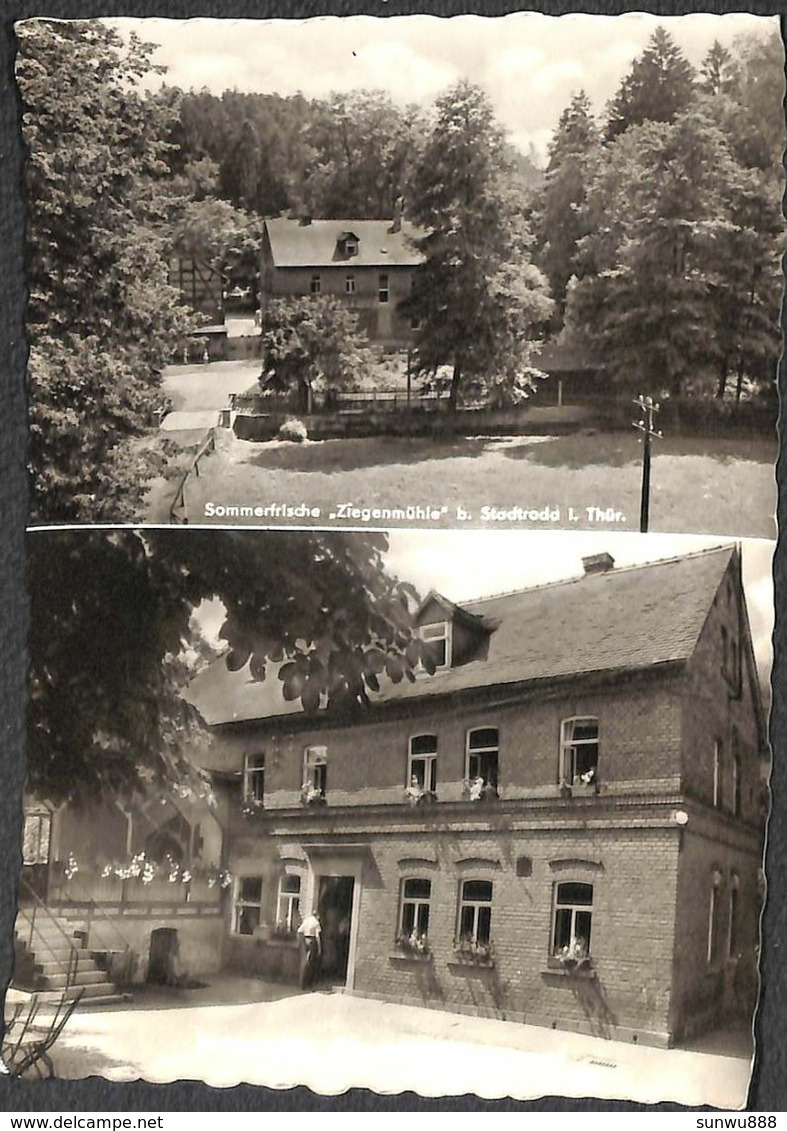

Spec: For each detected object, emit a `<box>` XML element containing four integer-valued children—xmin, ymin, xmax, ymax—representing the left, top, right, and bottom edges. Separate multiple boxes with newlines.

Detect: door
<box><xmin>317</xmin><ymin>875</ymin><xmax>354</xmax><ymax>983</ymax></box>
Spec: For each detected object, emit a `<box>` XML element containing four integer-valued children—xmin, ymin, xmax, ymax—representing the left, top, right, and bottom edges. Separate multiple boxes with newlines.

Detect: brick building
<box><xmin>259</xmin><ymin>213</ymin><xmax>424</xmax><ymax>346</ymax></box>
<box><xmin>187</xmin><ymin>544</ymin><xmax>767</xmax><ymax>1046</ymax></box>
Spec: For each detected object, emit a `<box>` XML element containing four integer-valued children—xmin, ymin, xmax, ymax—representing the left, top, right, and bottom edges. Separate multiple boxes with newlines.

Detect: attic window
<box><xmin>340</xmin><ymin>235</ymin><xmax>359</xmax><ymax>257</ymax></box>
<box><xmin>421</xmin><ymin>621</ymin><xmax>451</xmax><ymax>669</ymax></box>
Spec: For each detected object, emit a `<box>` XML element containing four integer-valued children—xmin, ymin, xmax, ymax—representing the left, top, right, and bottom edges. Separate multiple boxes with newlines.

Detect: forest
<box><xmin>17</xmin><ymin>19</ymin><xmax>785</xmax><ymax>522</ymax></box>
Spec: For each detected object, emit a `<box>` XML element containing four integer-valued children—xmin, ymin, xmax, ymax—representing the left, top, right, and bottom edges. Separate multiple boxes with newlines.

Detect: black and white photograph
<box><xmin>6</xmin><ymin>527</ymin><xmax>772</xmax><ymax>1107</ymax></box>
<box><xmin>16</xmin><ymin>13</ymin><xmax>783</xmax><ymax>536</ymax></box>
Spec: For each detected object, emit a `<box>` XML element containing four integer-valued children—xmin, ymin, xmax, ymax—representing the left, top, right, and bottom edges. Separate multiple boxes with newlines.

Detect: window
<box><xmin>399</xmin><ymin>878</ymin><xmax>431</xmax><ymax>938</ymax></box>
<box><xmin>707</xmin><ymin>871</ymin><xmax>723</xmax><ymax>965</ymax></box>
<box><xmin>378</xmin><ymin>273</ymin><xmax>389</xmax><ymax>303</ymax></box>
<box><xmin>342</xmin><ymin>236</ymin><xmax>358</xmax><ymax>257</ymax></box>
<box><xmin>310</xmin><ymin>274</ymin><xmax>321</xmax><ymax>294</ymax></box>
<box><xmin>457</xmin><ymin>879</ymin><xmax>492</xmax><ymax>944</ymax></box>
<box><xmin>420</xmin><ymin>621</ymin><xmax>451</xmax><ymax>669</ymax></box>
<box><xmin>408</xmin><ymin>734</ymin><xmax>437</xmax><ymax>795</ymax></box>
<box><xmin>303</xmin><ymin>745</ymin><xmax>327</xmax><ymax>801</ymax></box>
<box><xmin>560</xmin><ymin>718</ymin><xmax>599</xmax><ymax>784</ymax></box>
<box><xmin>233</xmin><ymin>876</ymin><xmax>263</xmax><ymax>936</ymax></box>
<box><xmin>731</xmin><ymin>736</ymin><xmax>741</xmax><ymax>817</ymax></box>
<box><xmin>552</xmin><ymin>881</ymin><xmax>593</xmax><ymax>958</ymax></box>
<box><xmin>713</xmin><ymin>740</ymin><xmax>722</xmax><ymax>808</ymax></box>
<box><xmin>22</xmin><ymin>812</ymin><xmax>51</xmax><ymax>865</ymax></box>
<box><xmin>727</xmin><ymin>873</ymin><xmax>740</xmax><ymax>959</ymax></box>
<box><xmin>466</xmin><ymin>727</ymin><xmax>499</xmax><ymax>792</ymax></box>
<box><xmin>345</xmin><ymin>274</ymin><xmax>355</xmax><ymax>294</ymax></box>
<box><xmin>277</xmin><ymin>873</ymin><xmax>301</xmax><ymax>932</ymax></box>
<box><xmin>243</xmin><ymin>753</ymin><xmax>265</xmax><ymax>803</ymax></box>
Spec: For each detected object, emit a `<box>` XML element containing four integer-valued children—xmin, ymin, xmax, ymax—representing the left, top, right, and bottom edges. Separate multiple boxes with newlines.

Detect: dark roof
<box><xmin>185</xmin><ymin>545</ymin><xmax>736</xmax><ymax>728</ymax></box>
<box><xmin>264</xmin><ymin>218</ymin><xmax>425</xmax><ymax>269</ymax></box>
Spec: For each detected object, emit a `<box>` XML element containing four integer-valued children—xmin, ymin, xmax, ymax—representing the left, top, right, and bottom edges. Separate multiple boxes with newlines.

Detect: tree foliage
<box><xmin>260</xmin><ymin>296</ymin><xmax>377</xmax><ymax>413</ymax></box>
<box><xmin>27</xmin><ymin>529</ymin><xmax>428</xmax><ymax>806</ymax></box>
<box><xmin>606</xmin><ymin>27</ymin><xmax>696</xmax><ymax>140</ymax></box>
<box><xmin>17</xmin><ymin>20</ymin><xmax>196</xmax><ymax>522</ymax></box>
<box><xmin>406</xmin><ymin>82</ymin><xmax>552</xmax><ymax>409</ymax></box>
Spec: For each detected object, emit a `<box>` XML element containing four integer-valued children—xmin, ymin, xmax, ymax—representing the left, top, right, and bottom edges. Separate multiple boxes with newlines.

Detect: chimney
<box><xmin>582</xmin><ymin>552</ymin><xmax>615</xmax><ymax>575</ymax></box>
<box><xmin>388</xmin><ymin>196</ymin><xmax>404</xmax><ymax>234</ymax></box>
<box><xmin>298</xmin><ymin>214</ymin><xmax>312</xmax><ymax>227</ymax></box>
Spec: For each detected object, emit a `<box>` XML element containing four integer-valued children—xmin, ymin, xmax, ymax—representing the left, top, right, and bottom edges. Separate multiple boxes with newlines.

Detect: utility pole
<box><xmin>633</xmin><ymin>395</ymin><xmax>662</xmax><ymax>533</ymax></box>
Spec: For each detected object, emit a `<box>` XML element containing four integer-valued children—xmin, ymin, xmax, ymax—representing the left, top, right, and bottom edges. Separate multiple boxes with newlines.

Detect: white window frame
<box><xmin>343</xmin><ymin>237</ymin><xmax>358</xmax><ymax>257</ymax></box>
<box><xmin>408</xmin><ymin>735</ymin><xmax>437</xmax><ymax>794</ymax></box>
<box><xmin>242</xmin><ymin>752</ymin><xmax>265</xmax><ymax>803</ymax></box>
<box><xmin>420</xmin><ymin>621</ymin><xmax>451</xmax><ymax>669</ymax></box>
<box><xmin>233</xmin><ymin>875</ymin><xmax>263</xmax><ymax>936</ymax></box>
<box><xmin>707</xmin><ymin>870</ymin><xmax>723</xmax><ymax>965</ymax></box>
<box><xmin>727</xmin><ymin>872</ymin><xmax>740</xmax><ymax>960</ymax></box>
<box><xmin>466</xmin><ymin>727</ymin><xmax>499</xmax><ymax>789</ymax></box>
<box><xmin>560</xmin><ymin>717</ymin><xmax>599</xmax><ymax>784</ymax></box>
<box><xmin>303</xmin><ymin>745</ymin><xmax>328</xmax><ymax>798</ymax></box>
<box><xmin>276</xmin><ymin>873</ymin><xmax>302</xmax><ymax>932</ymax></box>
<box><xmin>457</xmin><ymin>879</ymin><xmax>493</xmax><ymax>945</ymax></box>
<box><xmin>345</xmin><ymin>274</ymin><xmax>355</xmax><ymax>294</ymax></box>
<box><xmin>378</xmin><ymin>273</ymin><xmax>389</xmax><ymax>304</ymax></box>
<box><xmin>551</xmin><ymin>881</ymin><xmax>594</xmax><ymax>958</ymax></box>
<box><xmin>399</xmin><ymin>877</ymin><xmax>432</xmax><ymax>939</ymax></box>
<box><xmin>310</xmin><ymin>274</ymin><xmax>321</xmax><ymax>295</ymax></box>
<box><xmin>713</xmin><ymin>739</ymin><xmax>722</xmax><ymax>808</ymax></box>
<box><xmin>22</xmin><ymin>811</ymin><xmax>52</xmax><ymax>866</ymax></box>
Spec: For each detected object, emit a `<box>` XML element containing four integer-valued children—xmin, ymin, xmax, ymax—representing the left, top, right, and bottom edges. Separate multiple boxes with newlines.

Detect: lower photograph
<box><xmin>10</xmin><ymin>526</ymin><xmax>773</xmax><ymax>1107</ymax></box>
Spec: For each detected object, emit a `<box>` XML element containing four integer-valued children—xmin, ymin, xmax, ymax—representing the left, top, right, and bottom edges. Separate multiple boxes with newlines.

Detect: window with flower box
<box><xmin>560</xmin><ymin>718</ymin><xmax>599</xmax><ymax>785</ymax></box>
<box><xmin>243</xmin><ymin>753</ymin><xmax>265</xmax><ymax>804</ymax></box>
<box><xmin>233</xmin><ymin>876</ymin><xmax>263</xmax><ymax>936</ymax></box>
<box><xmin>457</xmin><ymin>879</ymin><xmax>493</xmax><ymax>947</ymax></box>
<box><xmin>552</xmin><ymin>881</ymin><xmax>593</xmax><ymax>961</ymax></box>
<box><xmin>466</xmin><ymin>727</ymin><xmax>499</xmax><ymax>796</ymax></box>
<box><xmin>276</xmin><ymin>873</ymin><xmax>301</xmax><ymax>933</ymax></box>
<box><xmin>408</xmin><ymin>735</ymin><xmax>437</xmax><ymax>798</ymax></box>
<box><xmin>397</xmin><ymin>878</ymin><xmax>431</xmax><ymax>953</ymax></box>
<box><xmin>303</xmin><ymin>745</ymin><xmax>328</xmax><ymax>803</ymax></box>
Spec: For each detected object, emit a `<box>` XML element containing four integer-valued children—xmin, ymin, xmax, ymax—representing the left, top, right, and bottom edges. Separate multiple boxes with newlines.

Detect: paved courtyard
<box><xmin>38</xmin><ymin>979</ymin><xmax>752</xmax><ymax>1108</ymax></box>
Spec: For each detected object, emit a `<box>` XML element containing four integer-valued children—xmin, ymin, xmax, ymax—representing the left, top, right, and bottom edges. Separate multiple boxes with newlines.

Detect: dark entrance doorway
<box><xmin>317</xmin><ymin>875</ymin><xmax>354</xmax><ymax>984</ymax></box>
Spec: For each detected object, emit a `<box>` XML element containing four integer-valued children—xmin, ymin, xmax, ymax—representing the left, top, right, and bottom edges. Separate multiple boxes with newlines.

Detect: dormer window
<box><xmin>421</xmin><ymin>621</ymin><xmax>451</xmax><ymax>669</ymax></box>
<box><xmin>338</xmin><ymin>233</ymin><xmax>359</xmax><ymax>258</ymax></box>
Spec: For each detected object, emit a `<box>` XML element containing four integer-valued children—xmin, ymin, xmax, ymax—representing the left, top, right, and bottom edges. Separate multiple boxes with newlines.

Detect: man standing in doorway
<box><xmin>297</xmin><ymin>910</ymin><xmax>322</xmax><ymax>989</ymax></box>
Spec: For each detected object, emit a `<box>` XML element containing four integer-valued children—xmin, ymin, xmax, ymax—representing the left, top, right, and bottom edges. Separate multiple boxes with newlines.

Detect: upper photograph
<box><xmin>17</xmin><ymin>13</ymin><xmax>783</xmax><ymax>535</ymax></box>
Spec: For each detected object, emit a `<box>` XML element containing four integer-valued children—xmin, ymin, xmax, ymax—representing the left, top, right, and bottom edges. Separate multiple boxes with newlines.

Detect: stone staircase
<box><xmin>14</xmin><ymin>909</ymin><xmax>131</xmax><ymax>1007</ymax></box>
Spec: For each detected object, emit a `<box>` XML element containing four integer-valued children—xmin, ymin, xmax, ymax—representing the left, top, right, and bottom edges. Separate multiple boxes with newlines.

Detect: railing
<box><xmin>229</xmin><ymin>388</ymin><xmax>451</xmax><ymax>416</ymax></box>
<box><xmin>169</xmin><ymin>426</ymin><xmax>216</xmax><ymax>524</ymax></box>
<box><xmin>56</xmin><ymin>874</ymin><xmax>135</xmax><ymax>987</ymax></box>
<box><xmin>17</xmin><ymin>876</ymin><xmax>81</xmax><ymax>990</ymax></box>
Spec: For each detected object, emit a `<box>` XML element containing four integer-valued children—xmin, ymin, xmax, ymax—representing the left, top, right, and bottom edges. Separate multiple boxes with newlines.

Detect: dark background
<box><xmin>0</xmin><ymin>0</ymin><xmax>784</xmax><ymax>1111</ymax></box>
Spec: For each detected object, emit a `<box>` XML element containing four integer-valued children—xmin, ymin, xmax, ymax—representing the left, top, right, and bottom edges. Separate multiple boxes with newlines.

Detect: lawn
<box><xmin>145</xmin><ymin>428</ymin><xmax>776</xmax><ymax>538</ymax></box>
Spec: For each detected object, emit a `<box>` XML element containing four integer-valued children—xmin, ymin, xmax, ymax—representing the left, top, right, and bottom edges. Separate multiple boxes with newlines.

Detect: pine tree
<box><xmin>406</xmin><ymin>82</ymin><xmax>552</xmax><ymax>410</ymax></box>
<box><xmin>533</xmin><ymin>90</ymin><xmax>599</xmax><ymax>325</ymax></box>
<box><xmin>606</xmin><ymin>27</ymin><xmax>696</xmax><ymax>140</ymax></box>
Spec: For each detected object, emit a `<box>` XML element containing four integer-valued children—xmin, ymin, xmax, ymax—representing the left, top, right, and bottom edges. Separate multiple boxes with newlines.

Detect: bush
<box><xmin>278</xmin><ymin>417</ymin><xmax>308</xmax><ymax>443</ymax></box>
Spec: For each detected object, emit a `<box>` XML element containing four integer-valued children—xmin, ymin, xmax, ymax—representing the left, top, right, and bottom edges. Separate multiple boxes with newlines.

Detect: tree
<box><xmin>606</xmin><ymin>27</ymin><xmax>696</xmax><ymax>140</ymax></box>
<box><xmin>17</xmin><ymin>20</ymin><xmax>196</xmax><ymax>522</ymax></box>
<box><xmin>565</xmin><ymin>110</ymin><xmax>753</xmax><ymax>398</ymax></box>
<box><xmin>532</xmin><ymin>91</ymin><xmax>599</xmax><ymax>325</ymax></box>
<box><xmin>406</xmin><ymin>82</ymin><xmax>553</xmax><ymax>410</ymax></box>
<box><xmin>260</xmin><ymin>296</ymin><xmax>377</xmax><ymax>413</ymax></box>
<box><xmin>27</xmin><ymin>529</ymin><xmax>428</xmax><ymax>807</ymax></box>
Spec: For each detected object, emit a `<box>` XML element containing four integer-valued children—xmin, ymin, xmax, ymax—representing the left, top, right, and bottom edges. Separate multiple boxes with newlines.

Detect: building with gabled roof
<box><xmin>187</xmin><ymin>543</ymin><xmax>767</xmax><ymax>1046</ymax></box>
<box><xmin>260</xmin><ymin>215</ymin><xmax>425</xmax><ymax>346</ymax></box>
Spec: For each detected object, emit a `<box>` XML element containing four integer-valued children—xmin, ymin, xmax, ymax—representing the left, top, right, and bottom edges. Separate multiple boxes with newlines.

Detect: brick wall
<box><xmin>215</xmin><ymin>672</ymin><xmax>685</xmax><ymax>814</ymax></box>
<box><xmin>681</xmin><ymin>555</ymin><xmax>766</xmax><ymax>823</ymax></box>
<box><xmin>670</xmin><ymin>823</ymin><xmax>762</xmax><ymax>1040</ymax></box>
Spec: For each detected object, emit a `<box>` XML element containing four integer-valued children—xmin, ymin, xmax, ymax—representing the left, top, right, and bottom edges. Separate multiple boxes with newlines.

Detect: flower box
<box><xmin>451</xmin><ymin>939</ymin><xmax>495</xmax><ymax>967</ymax></box>
<box><xmin>394</xmin><ymin>932</ymin><xmax>431</xmax><ymax>960</ymax></box>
